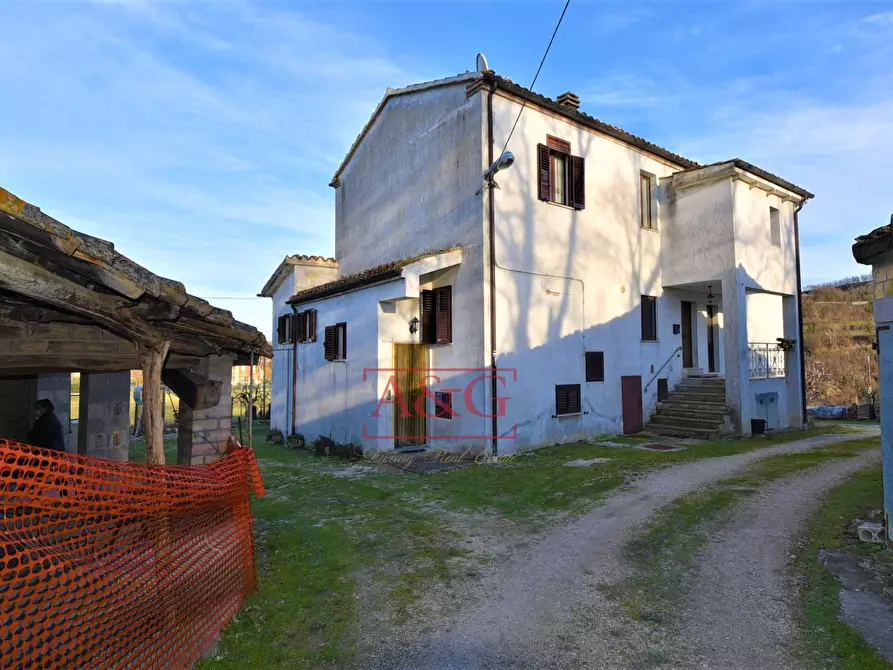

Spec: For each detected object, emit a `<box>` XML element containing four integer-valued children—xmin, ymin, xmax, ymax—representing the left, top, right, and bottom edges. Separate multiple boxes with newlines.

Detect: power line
<box><xmin>498</xmin><ymin>0</ymin><xmax>572</xmax><ymax>159</ymax></box>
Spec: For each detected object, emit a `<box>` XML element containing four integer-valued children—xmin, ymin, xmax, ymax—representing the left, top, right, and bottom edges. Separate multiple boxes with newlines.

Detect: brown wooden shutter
<box><xmin>293</xmin><ymin>312</ymin><xmax>305</xmax><ymax>343</ymax></box>
<box><xmin>339</xmin><ymin>323</ymin><xmax>347</xmax><ymax>359</ymax></box>
<box><xmin>421</xmin><ymin>289</ymin><xmax>435</xmax><ymax>344</ymax></box>
<box><xmin>568</xmin><ymin>384</ymin><xmax>581</xmax><ymax>413</ymax></box>
<box><xmin>556</xmin><ymin>384</ymin><xmax>582</xmax><ymax>415</ymax></box>
<box><xmin>641</xmin><ymin>296</ymin><xmax>657</xmax><ymax>341</ymax></box>
<box><xmin>572</xmin><ymin>156</ymin><xmax>585</xmax><ymax>210</ymax></box>
<box><xmin>537</xmin><ymin>144</ymin><xmax>551</xmax><ymax>202</ymax></box>
<box><xmin>556</xmin><ymin>386</ymin><xmax>567</xmax><ymax>415</ymax></box>
<box><xmin>308</xmin><ymin>309</ymin><xmax>317</xmax><ymax>342</ymax></box>
<box><xmin>547</xmin><ymin>135</ymin><xmax>571</xmax><ymax>153</ymax></box>
<box><xmin>434</xmin><ymin>286</ymin><xmax>452</xmax><ymax>344</ymax></box>
<box><xmin>585</xmin><ymin>351</ymin><xmax>604</xmax><ymax>382</ymax></box>
<box><xmin>324</xmin><ymin>325</ymin><xmax>335</xmax><ymax>361</ymax></box>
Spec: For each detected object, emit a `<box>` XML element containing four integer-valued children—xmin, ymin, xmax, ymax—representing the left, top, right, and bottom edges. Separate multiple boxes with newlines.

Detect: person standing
<box><xmin>27</xmin><ymin>399</ymin><xmax>66</xmax><ymax>452</ymax></box>
<box><xmin>133</xmin><ymin>383</ymin><xmax>144</xmax><ymax>437</ymax></box>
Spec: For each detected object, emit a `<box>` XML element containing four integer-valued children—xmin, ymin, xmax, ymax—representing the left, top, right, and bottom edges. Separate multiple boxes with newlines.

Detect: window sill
<box><xmin>543</xmin><ymin>200</ymin><xmax>581</xmax><ymax>212</ymax></box>
<box><xmin>641</xmin><ymin>339</ymin><xmax>659</xmax><ymax>343</ymax></box>
<box><xmin>641</xmin><ymin>225</ymin><xmax>659</xmax><ymax>234</ymax></box>
<box><xmin>328</xmin><ymin>359</ymin><xmax>348</xmax><ymax>364</ymax></box>
<box><xmin>553</xmin><ymin>412</ymin><xmax>585</xmax><ymax>419</ymax></box>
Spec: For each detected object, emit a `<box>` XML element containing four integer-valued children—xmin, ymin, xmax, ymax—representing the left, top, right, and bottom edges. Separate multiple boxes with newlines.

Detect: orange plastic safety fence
<box><xmin>0</xmin><ymin>439</ymin><xmax>265</xmax><ymax>670</ymax></box>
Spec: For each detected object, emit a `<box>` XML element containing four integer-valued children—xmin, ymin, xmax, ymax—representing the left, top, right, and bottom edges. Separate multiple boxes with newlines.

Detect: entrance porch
<box><xmin>658</xmin><ymin>277</ymin><xmax>804</xmax><ymax>436</ymax></box>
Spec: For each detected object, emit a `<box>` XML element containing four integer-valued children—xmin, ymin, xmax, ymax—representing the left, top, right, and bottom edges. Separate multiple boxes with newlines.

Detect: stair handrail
<box><xmin>643</xmin><ymin>346</ymin><xmax>682</xmax><ymax>393</ymax></box>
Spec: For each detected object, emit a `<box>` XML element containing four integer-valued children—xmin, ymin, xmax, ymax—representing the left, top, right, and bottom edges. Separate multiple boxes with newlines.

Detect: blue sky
<box><xmin>2</xmin><ymin>1</ymin><xmax>890</xmax><ymax>338</ymax></box>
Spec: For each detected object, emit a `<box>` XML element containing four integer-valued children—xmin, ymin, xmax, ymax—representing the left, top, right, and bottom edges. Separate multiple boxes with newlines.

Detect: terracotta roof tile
<box><xmin>288</xmin><ymin>247</ymin><xmax>461</xmax><ymax>305</ymax></box>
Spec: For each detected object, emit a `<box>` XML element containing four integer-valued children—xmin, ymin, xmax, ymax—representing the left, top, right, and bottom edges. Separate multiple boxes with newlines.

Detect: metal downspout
<box><xmin>290</xmin><ymin>303</ymin><xmax>299</xmax><ymax>436</ymax></box>
<box><xmin>487</xmin><ymin>80</ymin><xmax>499</xmax><ymax>456</ymax></box>
<box><xmin>794</xmin><ymin>197</ymin><xmax>810</xmax><ymax>427</ymax></box>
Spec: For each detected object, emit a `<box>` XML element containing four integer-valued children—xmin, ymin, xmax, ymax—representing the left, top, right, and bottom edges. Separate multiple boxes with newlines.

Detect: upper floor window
<box><xmin>537</xmin><ymin>136</ymin><xmax>585</xmax><ymax>210</ymax></box>
<box><xmin>294</xmin><ymin>309</ymin><xmax>318</xmax><ymax>343</ymax></box>
<box><xmin>421</xmin><ymin>285</ymin><xmax>452</xmax><ymax>344</ymax></box>
<box><xmin>641</xmin><ymin>295</ymin><xmax>658</xmax><ymax>341</ymax></box>
<box><xmin>640</xmin><ymin>173</ymin><xmax>655</xmax><ymax>229</ymax></box>
<box><xmin>324</xmin><ymin>322</ymin><xmax>347</xmax><ymax>361</ymax></box>
<box><xmin>276</xmin><ymin>314</ymin><xmax>293</xmax><ymax>344</ymax></box>
<box><xmin>769</xmin><ymin>207</ymin><xmax>781</xmax><ymax>247</ymax></box>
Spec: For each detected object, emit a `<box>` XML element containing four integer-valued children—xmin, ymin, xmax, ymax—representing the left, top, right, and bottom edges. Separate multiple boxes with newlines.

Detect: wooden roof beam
<box><xmin>0</xmin><ymin>248</ymin><xmax>164</xmax><ymax>347</ymax></box>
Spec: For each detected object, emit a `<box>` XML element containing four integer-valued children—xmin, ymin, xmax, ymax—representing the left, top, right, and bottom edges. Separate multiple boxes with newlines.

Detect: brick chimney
<box><xmin>556</xmin><ymin>91</ymin><xmax>580</xmax><ymax>111</ymax></box>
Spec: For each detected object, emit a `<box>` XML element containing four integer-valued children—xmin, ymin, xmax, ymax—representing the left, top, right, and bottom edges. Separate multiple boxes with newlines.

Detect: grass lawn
<box><xmin>187</xmin><ymin>423</ymin><xmax>854</xmax><ymax>668</ymax></box>
<box><xmin>609</xmin><ymin>435</ymin><xmax>881</xmax><ymax>624</ymax></box>
<box><xmin>796</xmin><ymin>464</ymin><xmax>892</xmax><ymax>669</ymax></box>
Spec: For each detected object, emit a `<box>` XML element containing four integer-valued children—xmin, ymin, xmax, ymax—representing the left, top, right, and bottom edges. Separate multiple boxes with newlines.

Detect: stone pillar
<box><xmin>77</xmin><ymin>371</ymin><xmax>130</xmax><ymax>461</ymax></box>
<box><xmin>782</xmin><ymin>295</ymin><xmax>804</xmax><ymax>428</ymax></box>
<box><xmin>721</xmin><ymin>270</ymin><xmax>750</xmax><ymax>435</ymax></box>
<box><xmin>0</xmin><ymin>377</ymin><xmax>37</xmax><ymax>443</ymax></box>
<box><xmin>37</xmin><ymin>373</ymin><xmax>72</xmax><ymax>451</ymax></box>
<box><xmin>177</xmin><ymin>354</ymin><xmax>234</xmax><ymax>466</ymax></box>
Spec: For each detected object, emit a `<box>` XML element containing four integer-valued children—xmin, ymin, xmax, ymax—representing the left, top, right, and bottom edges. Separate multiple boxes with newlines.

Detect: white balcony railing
<box><xmin>748</xmin><ymin>342</ymin><xmax>786</xmax><ymax>379</ymax></box>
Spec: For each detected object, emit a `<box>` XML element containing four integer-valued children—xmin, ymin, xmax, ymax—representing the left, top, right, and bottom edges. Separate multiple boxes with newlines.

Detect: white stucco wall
<box><xmin>663</xmin><ymin>179</ymin><xmax>735</xmax><ymax>287</ymax></box>
<box><xmin>269</xmin><ymin>273</ymin><xmax>296</xmax><ymax>436</ymax></box>
<box><xmin>487</xmin><ymin>92</ymin><xmax>691</xmax><ymax>449</ymax></box>
<box><xmin>745</xmin><ymin>292</ymin><xmax>784</xmax><ymax>342</ymax></box>
<box><xmin>291</xmin><ymin>263</ymin><xmax>488</xmax><ymax>452</ymax></box>
<box><xmin>732</xmin><ymin>181</ymin><xmax>797</xmax><ymax>295</ymax></box>
<box><xmin>332</xmin><ymin>81</ymin><xmax>489</xmax><ymax>445</ymax></box>
<box><xmin>268</xmin><ymin>262</ymin><xmax>340</xmax><ymax>436</ymax></box>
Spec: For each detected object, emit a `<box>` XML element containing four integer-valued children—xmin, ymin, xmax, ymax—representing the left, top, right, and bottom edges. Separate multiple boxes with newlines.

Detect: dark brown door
<box><xmin>706</xmin><ymin>305</ymin><xmax>717</xmax><ymax>373</ymax></box>
<box><xmin>621</xmin><ymin>375</ymin><xmax>643</xmax><ymax>434</ymax></box>
<box><xmin>681</xmin><ymin>301</ymin><xmax>693</xmax><ymax>368</ymax></box>
<box><xmin>393</xmin><ymin>343</ymin><xmax>428</xmax><ymax>449</ymax></box>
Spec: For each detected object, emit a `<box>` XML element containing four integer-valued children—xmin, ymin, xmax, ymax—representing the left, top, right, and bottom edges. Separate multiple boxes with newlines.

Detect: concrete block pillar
<box><xmin>77</xmin><ymin>371</ymin><xmax>130</xmax><ymax>461</ymax></box>
<box><xmin>782</xmin><ymin>295</ymin><xmax>804</xmax><ymax>428</ymax></box>
<box><xmin>722</xmin><ymin>271</ymin><xmax>750</xmax><ymax>435</ymax></box>
<box><xmin>177</xmin><ymin>354</ymin><xmax>234</xmax><ymax>466</ymax></box>
<box><xmin>36</xmin><ymin>373</ymin><xmax>72</xmax><ymax>451</ymax></box>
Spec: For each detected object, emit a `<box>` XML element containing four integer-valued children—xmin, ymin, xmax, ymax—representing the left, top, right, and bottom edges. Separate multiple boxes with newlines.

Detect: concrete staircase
<box><xmin>646</xmin><ymin>376</ymin><xmax>729</xmax><ymax>440</ymax></box>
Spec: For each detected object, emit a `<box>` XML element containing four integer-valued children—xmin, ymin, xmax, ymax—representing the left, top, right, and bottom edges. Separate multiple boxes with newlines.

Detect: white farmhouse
<box><xmin>261</xmin><ymin>67</ymin><xmax>812</xmax><ymax>454</ymax></box>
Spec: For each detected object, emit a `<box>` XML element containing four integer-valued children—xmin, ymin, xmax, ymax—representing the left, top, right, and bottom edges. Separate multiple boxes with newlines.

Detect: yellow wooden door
<box><xmin>393</xmin><ymin>343</ymin><xmax>428</xmax><ymax>448</ymax></box>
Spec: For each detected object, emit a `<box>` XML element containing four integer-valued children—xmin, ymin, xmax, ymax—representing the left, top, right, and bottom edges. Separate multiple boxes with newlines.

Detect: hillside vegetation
<box><xmin>802</xmin><ymin>275</ymin><xmax>876</xmax><ymax>406</ymax></box>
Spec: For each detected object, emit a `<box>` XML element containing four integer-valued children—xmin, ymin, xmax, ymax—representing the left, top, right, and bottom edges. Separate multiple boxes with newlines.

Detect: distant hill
<box><xmin>801</xmin><ymin>274</ymin><xmax>876</xmax><ymax>405</ymax></box>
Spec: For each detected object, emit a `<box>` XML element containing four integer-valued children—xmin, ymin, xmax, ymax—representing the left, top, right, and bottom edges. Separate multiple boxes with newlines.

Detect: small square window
<box><xmin>434</xmin><ymin>391</ymin><xmax>453</xmax><ymax>420</ymax></box>
<box><xmin>555</xmin><ymin>384</ymin><xmax>582</xmax><ymax>416</ymax></box>
<box><xmin>641</xmin><ymin>296</ymin><xmax>658</xmax><ymax>341</ymax></box>
<box><xmin>770</xmin><ymin>207</ymin><xmax>781</xmax><ymax>247</ymax></box>
<box><xmin>585</xmin><ymin>351</ymin><xmax>605</xmax><ymax>382</ymax></box>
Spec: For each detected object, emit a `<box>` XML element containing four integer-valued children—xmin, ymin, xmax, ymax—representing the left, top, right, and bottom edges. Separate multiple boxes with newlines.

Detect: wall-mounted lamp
<box><xmin>409</xmin><ymin>316</ymin><xmax>420</xmax><ymax>335</ymax></box>
<box><xmin>706</xmin><ymin>284</ymin><xmax>714</xmax><ymax>306</ymax></box>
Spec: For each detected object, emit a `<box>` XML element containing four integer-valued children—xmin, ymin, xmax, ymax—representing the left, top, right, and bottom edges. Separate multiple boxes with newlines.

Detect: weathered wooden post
<box><xmin>139</xmin><ymin>341</ymin><xmax>172</xmax><ymax>464</ymax></box>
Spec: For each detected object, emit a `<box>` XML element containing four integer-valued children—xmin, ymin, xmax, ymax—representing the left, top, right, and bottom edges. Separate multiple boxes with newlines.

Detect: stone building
<box><xmin>0</xmin><ymin>186</ymin><xmax>271</xmax><ymax>464</ymax></box>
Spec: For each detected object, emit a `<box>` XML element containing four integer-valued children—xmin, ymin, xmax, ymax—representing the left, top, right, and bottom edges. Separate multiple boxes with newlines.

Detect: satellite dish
<box><xmin>476</xmin><ymin>53</ymin><xmax>489</xmax><ymax>72</ymax></box>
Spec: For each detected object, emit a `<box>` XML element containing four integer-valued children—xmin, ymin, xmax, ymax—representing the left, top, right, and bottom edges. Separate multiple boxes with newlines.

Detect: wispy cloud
<box><xmin>0</xmin><ymin>0</ymin><xmax>432</xmax><ymax>338</ymax></box>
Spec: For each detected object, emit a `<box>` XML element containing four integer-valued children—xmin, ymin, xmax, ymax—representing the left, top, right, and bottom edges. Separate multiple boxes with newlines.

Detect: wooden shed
<box><xmin>0</xmin><ymin>186</ymin><xmax>271</xmax><ymax>464</ymax></box>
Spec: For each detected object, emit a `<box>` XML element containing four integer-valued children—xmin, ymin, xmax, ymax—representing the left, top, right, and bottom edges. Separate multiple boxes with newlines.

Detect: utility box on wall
<box><xmin>754</xmin><ymin>392</ymin><xmax>780</xmax><ymax>429</ymax></box>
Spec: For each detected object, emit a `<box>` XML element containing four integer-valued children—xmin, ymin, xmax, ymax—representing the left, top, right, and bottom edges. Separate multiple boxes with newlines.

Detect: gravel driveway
<box><xmin>676</xmin><ymin>449</ymin><xmax>881</xmax><ymax>670</ymax></box>
<box><xmin>366</xmin><ymin>429</ymin><xmax>877</xmax><ymax>669</ymax></box>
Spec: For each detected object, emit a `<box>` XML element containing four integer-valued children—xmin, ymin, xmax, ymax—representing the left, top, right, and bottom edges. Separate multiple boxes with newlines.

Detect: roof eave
<box><xmin>853</xmin><ymin>229</ymin><xmax>893</xmax><ymax>265</ymax></box>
